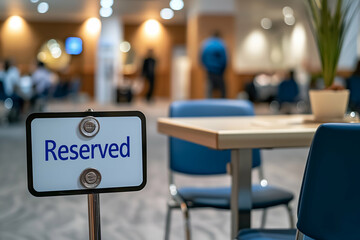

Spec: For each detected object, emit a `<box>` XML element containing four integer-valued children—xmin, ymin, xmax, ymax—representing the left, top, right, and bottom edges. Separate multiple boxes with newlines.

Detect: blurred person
<box><xmin>30</xmin><ymin>61</ymin><xmax>52</xmax><ymax>110</ymax></box>
<box><xmin>346</xmin><ymin>60</ymin><xmax>360</xmax><ymax>112</ymax></box>
<box><xmin>141</xmin><ymin>49</ymin><xmax>157</xmax><ymax>102</ymax></box>
<box><xmin>277</xmin><ymin>70</ymin><xmax>299</xmax><ymax>114</ymax></box>
<box><xmin>0</xmin><ymin>59</ymin><xmax>4</xmax><ymax>78</ymax></box>
<box><xmin>2</xmin><ymin>59</ymin><xmax>23</xmax><ymax>121</ymax></box>
<box><xmin>3</xmin><ymin>59</ymin><xmax>20</xmax><ymax>98</ymax></box>
<box><xmin>18</xmin><ymin>74</ymin><xmax>33</xmax><ymax>100</ymax></box>
<box><xmin>201</xmin><ymin>31</ymin><xmax>227</xmax><ymax>98</ymax></box>
<box><xmin>0</xmin><ymin>59</ymin><xmax>5</xmax><ymax>100</ymax></box>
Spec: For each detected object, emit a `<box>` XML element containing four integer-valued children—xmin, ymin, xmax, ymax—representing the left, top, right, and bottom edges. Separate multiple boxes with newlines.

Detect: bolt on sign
<box><xmin>26</xmin><ymin>111</ymin><xmax>147</xmax><ymax>197</ymax></box>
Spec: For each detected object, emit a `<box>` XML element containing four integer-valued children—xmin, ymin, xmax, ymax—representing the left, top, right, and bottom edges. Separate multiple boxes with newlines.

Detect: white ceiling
<box><xmin>0</xmin><ymin>0</ymin><xmax>189</xmax><ymax>23</ymax></box>
<box><xmin>0</xmin><ymin>0</ymin><xmax>307</xmax><ymax>24</ymax></box>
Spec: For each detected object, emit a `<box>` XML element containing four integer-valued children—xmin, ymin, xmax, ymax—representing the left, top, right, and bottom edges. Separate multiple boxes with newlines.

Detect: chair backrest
<box><xmin>277</xmin><ymin>79</ymin><xmax>299</xmax><ymax>103</ymax></box>
<box><xmin>169</xmin><ymin>99</ymin><xmax>261</xmax><ymax>175</ymax></box>
<box><xmin>347</xmin><ymin>76</ymin><xmax>360</xmax><ymax>108</ymax></box>
<box><xmin>297</xmin><ymin>123</ymin><xmax>360</xmax><ymax>240</ymax></box>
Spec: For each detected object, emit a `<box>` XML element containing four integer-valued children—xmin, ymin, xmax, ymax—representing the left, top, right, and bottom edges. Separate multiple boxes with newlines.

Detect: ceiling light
<box><xmin>120</xmin><ymin>41</ymin><xmax>131</xmax><ymax>53</ymax></box>
<box><xmin>100</xmin><ymin>0</ymin><xmax>114</xmax><ymax>8</ymax></box>
<box><xmin>30</xmin><ymin>0</ymin><xmax>39</xmax><ymax>3</ymax></box>
<box><xmin>170</xmin><ymin>0</ymin><xmax>184</xmax><ymax>11</ymax></box>
<box><xmin>100</xmin><ymin>7</ymin><xmax>113</xmax><ymax>18</ymax></box>
<box><xmin>8</xmin><ymin>16</ymin><xmax>23</xmax><ymax>30</ymax></box>
<box><xmin>261</xmin><ymin>18</ymin><xmax>272</xmax><ymax>30</ymax></box>
<box><xmin>160</xmin><ymin>8</ymin><xmax>174</xmax><ymax>20</ymax></box>
<box><xmin>37</xmin><ymin>2</ymin><xmax>49</xmax><ymax>14</ymax></box>
<box><xmin>144</xmin><ymin>19</ymin><xmax>160</xmax><ymax>37</ymax></box>
<box><xmin>284</xmin><ymin>15</ymin><xmax>296</xmax><ymax>26</ymax></box>
<box><xmin>282</xmin><ymin>6</ymin><xmax>294</xmax><ymax>17</ymax></box>
<box><xmin>86</xmin><ymin>18</ymin><xmax>101</xmax><ymax>35</ymax></box>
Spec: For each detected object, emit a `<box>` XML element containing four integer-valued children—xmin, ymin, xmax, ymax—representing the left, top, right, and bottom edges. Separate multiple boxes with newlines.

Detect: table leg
<box><xmin>230</xmin><ymin>149</ymin><xmax>252</xmax><ymax>239</ymax></box>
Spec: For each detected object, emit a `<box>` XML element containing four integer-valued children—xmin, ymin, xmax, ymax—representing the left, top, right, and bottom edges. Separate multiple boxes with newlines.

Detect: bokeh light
<box><xmin>160</xmin><ymin>8</ymin><xmax>174</xmax><ymax>20</ymax></box>
<box><xmin>37</xmin><ymin>39</ymin><xmax>71</xmax><ymax>70</ymax></box>
<box><xmin>120</xmin><ymin>41</ymin><xmax>131</xmax><ymax>53</ymax></box>
<box><xmin>170</xmin><ymin>0</ymin><xmax>184</xmax><ymax>11</ymax></box>
<box><xmin>261</xmin><ymin>18</ymin><xmax>272</xmax><ymax>30</ymax></box>
<box><xmin>284</xmin><ymin>15</ymin><xmax>296</xmax><ymax>26</ymax></box>
<box><xmin>100</xmin><ymin>0</ymin><xmax>114</xmax><ymax>8</ymax></box>
<box><xmin>100</xmin><ymin>7</ymin><xmax>113</xmax><ymax>18</ymax></box>
<box><xmin>282</xmin><ymin>6</ymin><xmax>294</xmax><ymax>17</ymax></box>
<box><xmin>37</xmin><ymin>2</ymin><xmax>49</xmax><ymax>14</ymax></box>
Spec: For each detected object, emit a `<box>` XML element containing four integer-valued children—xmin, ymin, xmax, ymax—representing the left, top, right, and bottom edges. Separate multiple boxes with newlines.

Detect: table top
<box><xmin>158</xmin><ymin>114</ymin><xmax>322</xmax><ymax>149</ymax></box>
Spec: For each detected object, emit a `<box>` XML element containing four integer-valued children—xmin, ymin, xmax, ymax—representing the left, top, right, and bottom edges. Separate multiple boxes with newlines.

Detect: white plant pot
<box><xmin>309</xmin><ymin>89</ymin><xmax>349</xmax><ymax>120</ymax></box>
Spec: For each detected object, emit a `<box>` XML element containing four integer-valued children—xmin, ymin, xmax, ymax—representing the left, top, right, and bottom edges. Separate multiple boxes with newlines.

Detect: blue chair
<box><xmin>277</xmin><ymin>79</ymin><xmax>299</xmax><ymax>105</ymax></box>
<box><xmin>238</xmin><ymin>123</ymin><xmax>360</xmax><ymax>240</ymax></box>
<box><xmin>164</xmin><ymin>99</ymin><xmax>294</xmax><ymax>240</ymax></box>
<box><xmin>347</xmin><ymin>75</ymin><xmax>360</xmax><ymax>112</ymax></box>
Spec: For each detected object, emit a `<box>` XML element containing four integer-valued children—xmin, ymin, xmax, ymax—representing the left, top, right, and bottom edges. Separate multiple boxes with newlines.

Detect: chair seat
<box><xmin>178</xmin><ymin>185</ymin><xmax>294</xmax><ymax>210</ymax></box>
<box><xmin>237</xmin><ymin>229</ymin><xmax>297</xmax><ymax>240</ymax></box>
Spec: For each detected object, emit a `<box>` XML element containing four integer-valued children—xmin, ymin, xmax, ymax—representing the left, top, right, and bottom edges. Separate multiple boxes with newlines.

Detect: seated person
<box><xmin>31</xmin><ymin>61</ymin><xmax>52</xmax><ymax>110</ymax></box>
<box><xmin>276</xmin><ymin>70</ymin><xmax>300</xmax><ymax>114</ymax></box>
<box><xmin>278</xmin><ymin>70</ymin><xmax>299</xmax><ymax>105</ymax></box>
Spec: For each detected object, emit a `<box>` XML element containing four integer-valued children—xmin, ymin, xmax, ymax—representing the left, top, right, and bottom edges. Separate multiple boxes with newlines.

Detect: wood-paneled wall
<box><xmin>0</xmin><ymin>19</ymin><xmax>98</xmax><ymax>96</ymax></box>
<box><xmin>0</xmin><ymin>19</ymin><xmax>186</xmax><ymax>99</ymax></box>
<box><xmin>124</xmin><ymin>23</ymin><xmax>186</xmax><ymax>98</ymax></box>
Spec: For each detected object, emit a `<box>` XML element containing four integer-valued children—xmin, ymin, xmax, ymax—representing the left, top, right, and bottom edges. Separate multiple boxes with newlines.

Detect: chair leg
<box><xmin>260</xmin><ymin>209</ymin><xmax>267</xmax><ymax>228</ymax></box>
<box><xmin>164</xmin><ymin>204</ymin><xmax>172</xmax><ymax>240</ymax></box>
<box><xmin>286</xmin><ymin>204</ymin><xmax>295</xmax><ymax>228</ymax></box>
<box><xmin>295</xmin><ymin>229</ymin><xmax>304</xmax><ymax>240</ymax></box>
<box><xmin>180</xmin><ymin>202</ymin><xmax>191</xmax><ymax>240</ymax></box>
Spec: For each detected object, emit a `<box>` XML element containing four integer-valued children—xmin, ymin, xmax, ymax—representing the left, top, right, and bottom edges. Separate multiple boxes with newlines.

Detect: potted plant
<box><xmin>307</xmin><ymin>0</ymin><xmax>355</xmax><ymax>120</ymax></box>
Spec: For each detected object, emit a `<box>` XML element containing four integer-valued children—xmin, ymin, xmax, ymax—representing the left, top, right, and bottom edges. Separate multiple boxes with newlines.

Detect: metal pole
<box><xmin>88</xmin><ymin>193</ymin><xmax>101</xmax><ymax>240</ymax></box>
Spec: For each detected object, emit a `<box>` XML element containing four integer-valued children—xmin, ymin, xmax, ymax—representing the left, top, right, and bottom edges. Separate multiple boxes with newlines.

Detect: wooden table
<box><xmin>157</xmin><ymin>114</ymin><xmax>321</xmax><ymax>239</ymax></box>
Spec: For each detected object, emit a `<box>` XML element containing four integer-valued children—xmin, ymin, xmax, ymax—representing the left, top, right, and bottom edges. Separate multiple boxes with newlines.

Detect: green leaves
<box><xmin>307</xmin><ymin>0</ymin><xmax>356</xmax><ymax>88</ymax></box>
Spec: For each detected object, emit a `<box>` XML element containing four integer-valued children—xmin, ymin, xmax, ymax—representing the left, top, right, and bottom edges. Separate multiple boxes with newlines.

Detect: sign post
<box><xmin>88</xmin><ymin>193</ymin><xmax>101</xmax><ymax>240</ymax></box>
<box><xmin>26</xmin><ymin>110</ymin><xmax>146</xmax><ymax>240</ymax></box>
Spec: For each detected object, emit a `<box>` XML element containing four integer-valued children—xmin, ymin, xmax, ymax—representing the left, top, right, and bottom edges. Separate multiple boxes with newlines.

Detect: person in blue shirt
<box><xmin>201</xmin><ymin>31</ymin><xmax>227</xmax><ymax>98</ymax></box>
<box><xmin>278</xmin><ymin>70</ymin><xmax>299</xmax><ymax>105</ymax></box>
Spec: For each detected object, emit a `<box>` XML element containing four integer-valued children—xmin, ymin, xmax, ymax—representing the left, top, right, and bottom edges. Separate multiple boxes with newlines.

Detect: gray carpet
<box><xmin>0</xmin><ymin>100</ymin><xmax>309</xmax><ymax>239</ymax></box>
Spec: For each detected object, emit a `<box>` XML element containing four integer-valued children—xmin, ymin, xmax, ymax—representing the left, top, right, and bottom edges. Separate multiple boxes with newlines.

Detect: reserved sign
<box><xmin>26</xmin><ymin>111</ymin><xmax>146</xmax><ymax>197</ymax></box>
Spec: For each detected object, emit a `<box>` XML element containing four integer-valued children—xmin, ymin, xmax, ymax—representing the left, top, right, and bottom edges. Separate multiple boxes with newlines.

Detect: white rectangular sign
<box><xmin>26</xmin><ymin>111</ymin><xmax>146</xmax><ymax>197</ymax></box>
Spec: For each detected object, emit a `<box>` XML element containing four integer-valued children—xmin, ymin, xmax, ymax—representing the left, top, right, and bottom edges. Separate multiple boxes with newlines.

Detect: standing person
<box><xmin>31</xmin><ymin>61</ymin><xmax>52</xmax><ymax>110</ymax></box>
<box><xmin>3</xmin><ymin>59</ymin><xmax>20</xmax><ymax>99</ymax></box>
<box><xmin>0</xmin><ymin>59</ymin><xmax>5</xmax><ymax>100</ymax></box>
<box><xmin>201</xmin><ymin>31</ymin><xmax>228</xmax><ymax>98</ymax></box>
<box><xmin>2</xmin><ymin>59</ymin><xmax>23</xmax><ymax>122</ymax></box>
<box><xmin>142</xmin><ymin>49</ymin><xmax>156</xmax><ymax>102</ymax></box>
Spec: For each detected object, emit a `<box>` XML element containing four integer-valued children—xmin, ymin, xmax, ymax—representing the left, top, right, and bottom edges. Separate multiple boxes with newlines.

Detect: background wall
<box><xmin>0</xmin><ymin>18</ymin><xmax>99</xmax><ymax>97</ymax></box>
<box><xmin>0</xmin><ymin>18</ymin><xmax>186</xmax><ymax>99</ymax></box>
<box><xmin>124</xmin><ymin>23</ymin><xmax>186</xmax><ymax>98</ymax></box>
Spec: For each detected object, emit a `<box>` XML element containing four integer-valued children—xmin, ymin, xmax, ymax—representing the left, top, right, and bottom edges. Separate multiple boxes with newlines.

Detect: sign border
<box><xmin>26</xmin><ymin>111</ymin><xmax>147</xmax><ymax>197</ymax></box>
